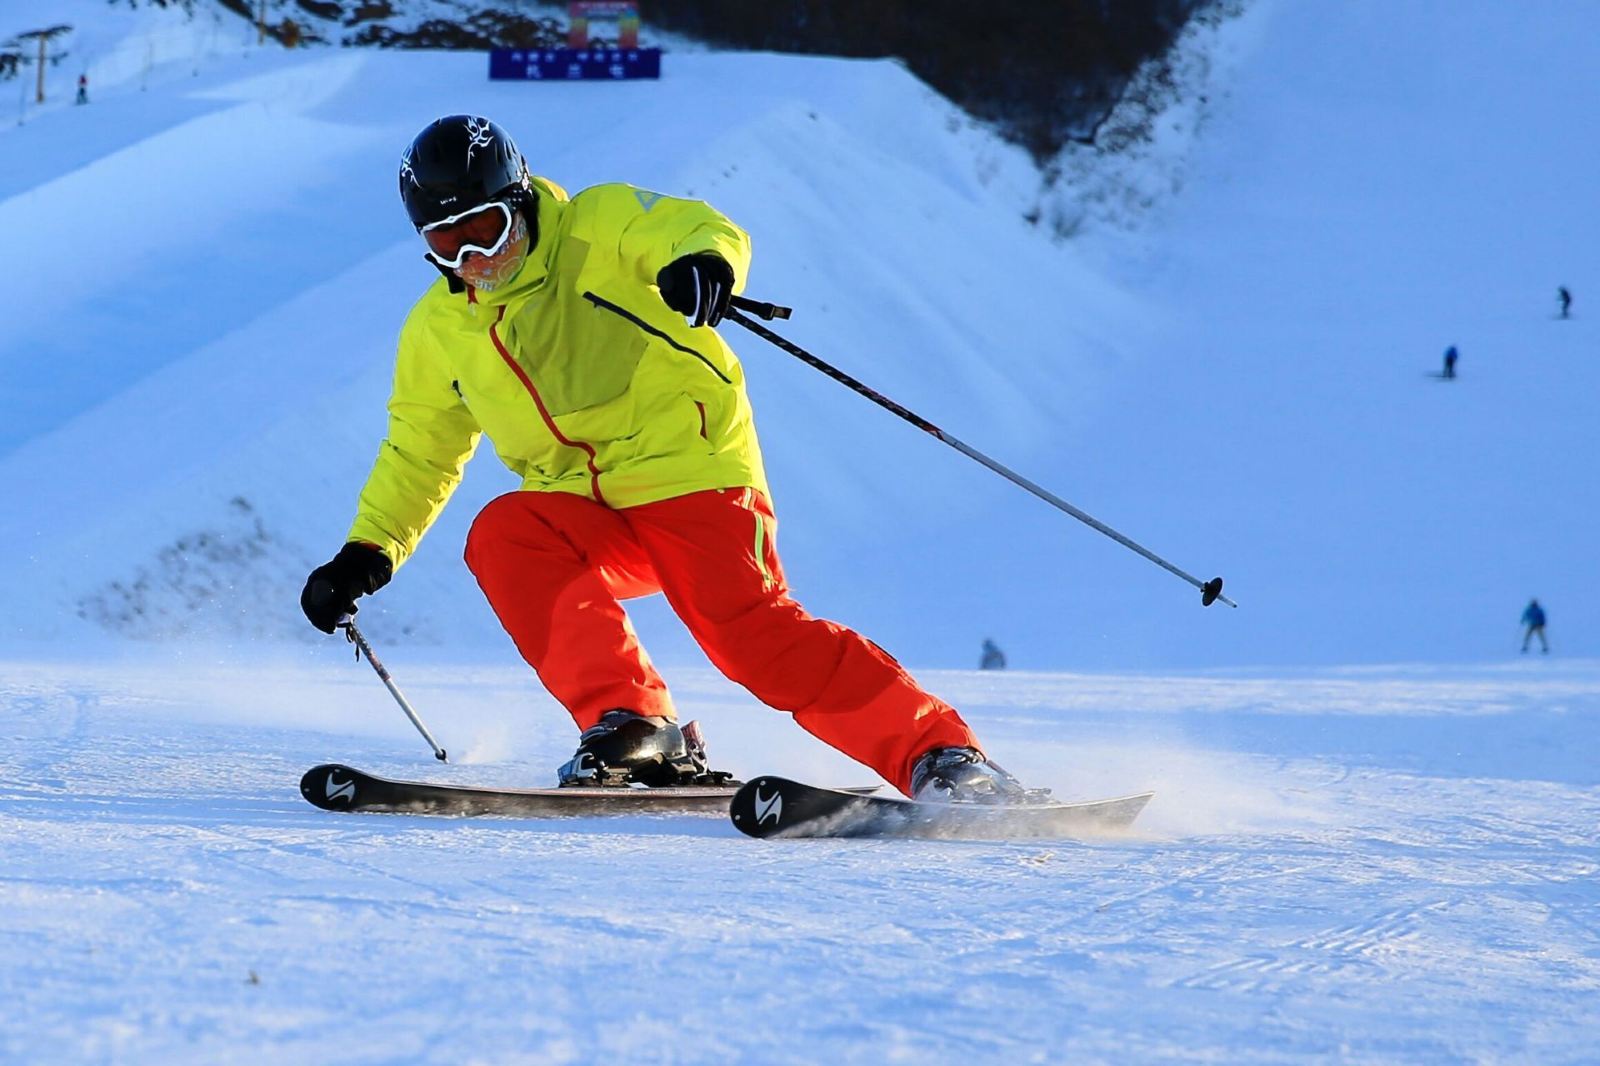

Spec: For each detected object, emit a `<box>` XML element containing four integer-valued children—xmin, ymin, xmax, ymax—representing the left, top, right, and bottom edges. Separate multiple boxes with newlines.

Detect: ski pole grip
<box><xmin>730</xmin><ymin>295</ymin><xmax>792</xmax><ymax>321</ymax></box>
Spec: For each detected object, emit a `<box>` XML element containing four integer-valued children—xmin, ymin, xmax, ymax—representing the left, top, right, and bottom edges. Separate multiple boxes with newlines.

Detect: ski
<box><xmin>728</xmin><ymin>775</ymin><xmax>1153</xmax><ymax>840</ymax></box>
<box><xmin>299</xmin><ymin>763</ymin><xmax>741</xmax><ymax>818</ymax></box>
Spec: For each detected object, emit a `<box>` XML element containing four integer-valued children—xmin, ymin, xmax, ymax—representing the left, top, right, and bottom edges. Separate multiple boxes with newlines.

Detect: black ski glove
<box><xmin>300</xmin><ymin>542</ymin><xmax>393</xmax><ymax>634</ymax></box>
<box><xmin>656</xmin><ymin>252</ymin><xmax>735</xmax><ymax>327</ymax></box>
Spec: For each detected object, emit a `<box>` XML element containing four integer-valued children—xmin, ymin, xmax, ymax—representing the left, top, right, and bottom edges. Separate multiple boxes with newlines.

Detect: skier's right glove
<box><xmin>300</xmin><ymin>542</ymin><xmax>393</xmax><ymax>634</ymax></box>
<box><xmin>656</xmin><ymin>253</ymin><xmax>735</xmax><ymax>328</ymax></box>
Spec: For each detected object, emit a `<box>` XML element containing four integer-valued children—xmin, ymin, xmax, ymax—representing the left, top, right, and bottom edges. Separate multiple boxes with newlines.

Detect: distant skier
<box><xmin>1442</xmin><ymin>345</ymin><xmax>1458</xmax><ymax>379</ymax></box>
<box><xmin>1558</xmin><ymin>286</ymin><xmax>1572</xmax><ymax>319</ymax></box>
<box><xmin>1521</xmin><ymin>599</ymin><xmax>1548</xmax><ymax>654</ymax></box>
<box><xmin>75</xmin><ymin>74</ymin><xmax>88</xmax><ymax>106</ymax></box>
<box><xmin>979</xmin><ymin>639</ymin><xmax>1007</xmax><ymax>671</ymax></box>
<box><xmin>299</xmin><ymin>115</ymin><xmax>1033</xmax><ymax>804</ymax></box>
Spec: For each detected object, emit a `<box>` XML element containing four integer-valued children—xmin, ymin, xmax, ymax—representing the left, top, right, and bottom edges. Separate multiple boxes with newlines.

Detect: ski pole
<box><xmin>724</xmin><ymin>295</ymin><xmax>1235</xmax><ymax>609</ymax></box>
<box><xmin>340</xmin><ymin>619</ymin><xmax>448</xmax><ymax>761</ymax></box>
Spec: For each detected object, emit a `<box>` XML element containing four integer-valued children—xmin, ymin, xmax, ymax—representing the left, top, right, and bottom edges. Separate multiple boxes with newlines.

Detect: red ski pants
<box><xmin>463</xmin><ymin>487</ymin><xmax>977</xmax><ymax>794</ymax></box>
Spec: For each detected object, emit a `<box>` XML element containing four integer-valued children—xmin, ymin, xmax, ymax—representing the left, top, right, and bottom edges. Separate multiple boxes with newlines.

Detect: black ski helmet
<box><xmin>399</xmin><ymin>115</ymin><xmax>536</xmax><ymax>230</ymax></box>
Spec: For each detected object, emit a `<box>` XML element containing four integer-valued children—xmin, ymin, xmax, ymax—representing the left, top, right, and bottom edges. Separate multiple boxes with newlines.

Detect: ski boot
<box><xmin>556</xmin><ymin>710</ymin><xmax>733</xmax><ymax>788</ymax></box>
<box><xmin>909</xmin><ymin>747</ymin><xmax>1049</xmax><ymax>805</ymax></box>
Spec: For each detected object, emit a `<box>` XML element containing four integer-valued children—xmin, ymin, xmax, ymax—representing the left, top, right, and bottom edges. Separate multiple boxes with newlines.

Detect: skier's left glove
<box><xmin>300</xmin><ymin>542</ymin><xmax>393</xmax><ymax>634</ymax></box>
<box><xmin>656</xmin><ymin>253</ymin><xmax>734</xmax><ymax>327</ymax></box>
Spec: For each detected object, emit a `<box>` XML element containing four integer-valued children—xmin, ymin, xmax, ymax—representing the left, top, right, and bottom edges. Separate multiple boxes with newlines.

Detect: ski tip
<box><xmin>730</xmin><ymin>776</ymin><xmax>820</xmax><ymax>839</ymax></box>
<box><xmin>731</xmin><ymin>776</ymin><xmax>1155</xmax><ymax>840</ymax></box>
<box><xmin>299</xmin><ymin>763</ymin><xmax>364</xmax><ymax>811</ymax></box>
<box><xmin>729</xmin><ymin>776</ymin><xmax>883</xmax><ymax>839</ymax></box>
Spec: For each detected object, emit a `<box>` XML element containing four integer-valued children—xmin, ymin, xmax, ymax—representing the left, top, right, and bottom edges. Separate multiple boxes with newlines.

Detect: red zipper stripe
<box><xmin>486</xmin><ymin>306</ymin><xmax>608</xmax><ymax>505</ymax></box>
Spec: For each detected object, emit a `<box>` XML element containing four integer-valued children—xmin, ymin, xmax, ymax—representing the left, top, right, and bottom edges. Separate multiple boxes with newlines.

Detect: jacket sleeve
<box><xmin>611</xmin><ymin>185</ymin><xmax>752</xmax><ymax>292</ymax></box>
<box><xmin>346</xmin><ymin>314</ymin><xmax>481</xmax><ymax>570</ymax></box>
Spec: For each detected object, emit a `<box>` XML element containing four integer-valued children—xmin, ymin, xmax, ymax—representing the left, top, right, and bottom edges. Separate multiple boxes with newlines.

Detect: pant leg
<box><xmin>621</xmin><ymin>488</ymin><xmax>977</xmax><ymax>795</ymax></box>
<box><xmin>463</xmin><ymin>490</ymin><xmax>675</xmax><ymax>728</ymax></box>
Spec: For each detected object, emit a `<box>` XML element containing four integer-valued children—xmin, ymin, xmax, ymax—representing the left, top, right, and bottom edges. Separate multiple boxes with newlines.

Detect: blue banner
<box><xmin>489</xmin><ymin>48</ymin><xmax>662</xmax><ymax>81</ymax></box>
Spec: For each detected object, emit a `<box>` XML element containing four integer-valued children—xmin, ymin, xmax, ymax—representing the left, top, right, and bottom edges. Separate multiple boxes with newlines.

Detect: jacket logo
<box><xmin>633</xmin><ymin>189</ymin><xmax>663</xmax><ymax>212</ymax></box>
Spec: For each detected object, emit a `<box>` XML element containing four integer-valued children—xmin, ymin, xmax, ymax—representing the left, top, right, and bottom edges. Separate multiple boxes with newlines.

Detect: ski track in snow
<box><xmin>2</xmin><ymin>658</ymin><xmax>1597</xmax><ymax>1063</ymax></box>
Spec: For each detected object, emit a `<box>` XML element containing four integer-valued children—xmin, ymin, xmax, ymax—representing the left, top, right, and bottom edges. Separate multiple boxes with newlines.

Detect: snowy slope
<box><xmin>2</xmin><ymin>3</ymin><xmax>1599</xmax><ymax>1063</ymax></box>
<box><xmin>1087</xmin><ymin>1</ymin><xmax>1600</xmax><ymax>668</ymax></box>
<box><xmin>4</xmin><ymin>3</ymin><xmax>1594</xmax><ymax>671</ymax></box>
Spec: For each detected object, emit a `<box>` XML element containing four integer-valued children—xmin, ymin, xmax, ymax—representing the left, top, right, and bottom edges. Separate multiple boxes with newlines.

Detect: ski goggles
<box><xmin>419</xmin><ymin>200</ymin><xmax>516</xmax><ymax>269</ymax></box>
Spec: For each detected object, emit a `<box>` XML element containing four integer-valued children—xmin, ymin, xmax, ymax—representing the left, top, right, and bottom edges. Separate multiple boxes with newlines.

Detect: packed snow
<box><xmin>1</xmin><ymin>0</ymin><xmax>1597</xmax><ymax>1062</ymax></box>
<box><xmin>3</xmin><ymin>655</ymin><xmax>1596</xmax><ymax>1062</ymax></box>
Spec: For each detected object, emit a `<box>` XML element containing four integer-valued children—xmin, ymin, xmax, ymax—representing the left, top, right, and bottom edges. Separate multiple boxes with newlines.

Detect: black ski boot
<box><xmin>909</xmin><ymin>746</ymin><xmax>1046</xmax><ymax>805</ymax></box>
<box><xmin>557</xmin><ymin>710</ymin><xmax>718</xmax><ymax>788</ymax></box>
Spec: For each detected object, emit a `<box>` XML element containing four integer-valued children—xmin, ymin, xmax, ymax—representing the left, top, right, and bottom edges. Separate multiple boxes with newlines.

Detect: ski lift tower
<box><xmin>15</xmin><ymin>24</ymin><xmax>71</xmax><ymax>103</ymax></box>
<box><xmin>489</xmin><ymin>2</ymin><xmax>661</xmax><ymax>82</ymax></box>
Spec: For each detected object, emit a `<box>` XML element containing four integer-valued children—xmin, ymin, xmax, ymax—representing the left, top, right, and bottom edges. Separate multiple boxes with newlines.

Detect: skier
<box><xmin>1558</xmin><ymin>286</ymin><xmax>1572</xmax><ymax>319</ymax></box>
<box><xmin>979</xmin><ymin>639</ymin><xmax>1006</xmax><ymax>670</ymax></box>
<box><xmin>75</xmin><ymin>74</ymin><xmax>88</xmax><ymax>105</ymax></box>
<box><xmin>299</xmin><ymin>115</ymin><xmax>1030</xmax><ymax>804</ymax></box>
<box><xmin>1521</xmin><ymin>599</ymin><xmax>1548</xmax><ymax>654</ymax></box>
<box><xmin>1442</xmin><ymin>345</ymin><xmax>1458</xmax><ymax>379</ymax></box>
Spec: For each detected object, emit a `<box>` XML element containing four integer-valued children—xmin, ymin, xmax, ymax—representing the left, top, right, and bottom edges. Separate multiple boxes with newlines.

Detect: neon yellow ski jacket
<box><xmin>347</xmin><ymin>178</ymin><xmax>769</xmax><ymax>569</ymax></box>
